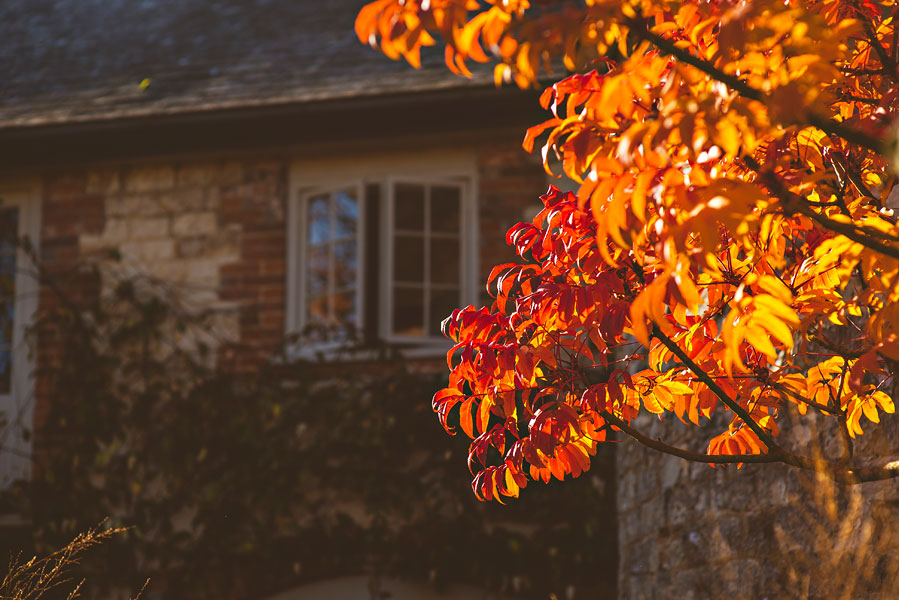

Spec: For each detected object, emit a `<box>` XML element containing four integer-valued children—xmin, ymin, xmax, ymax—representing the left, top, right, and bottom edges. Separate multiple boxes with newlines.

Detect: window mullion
<box><xmin>384</xmin><ymin>180</ymin><xmax>394</xmax><ymax>338</ymax></box>
<box><xmin>327</xmin><ymin>191</ymin><xmax>336</xmax><ymax>322</ymax></box>
<box><xmin>356</xmin><ymin>183</ymin><xmax>365</xmax><ymax>337</ymax></box>
<box><xmin>423</xmin><ymin>184</ymin><xmax>431</xmax><ymax>335</ymax></box>
<box><xmin>459</xmin><ymin>182</ymin><xmax>465</xmax><ymax>309</ymax></box>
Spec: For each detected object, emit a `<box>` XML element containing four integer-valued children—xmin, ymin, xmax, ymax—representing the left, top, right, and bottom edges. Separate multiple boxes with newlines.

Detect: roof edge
<box><xmin>0</xmin><ymin>84</ymin><xmax>545</xmax><ymax>167</ymax></box>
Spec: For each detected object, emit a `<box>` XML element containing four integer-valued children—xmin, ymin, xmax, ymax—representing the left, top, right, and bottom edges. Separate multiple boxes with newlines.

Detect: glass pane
<box><xmin>307</xmin><ymin>194</ymin><xmax>331</xmax><ymax>245</ymax></box>
<box><xmin>429</xmin><ymin>289</ymin><xmax>460</xmax><ymax>336</ymax></box>
<box><xmin>393</xmin><ymin>286</ymin><xmax>424</xmax><ymax>336</ymax></box>
<box><xmin>334</xmin><ymin>240</ymin><xmax>357</xmax><ymax>289</ymax></box>
<box><xmin>334</xmin><ymin>190</ymin><xmax>358</xmax><ymax>239</ymax></box>
<box><xmin>431</xmin><ymin>185</ymin><xmax>461</xmax><ymax>233</ymax></box>
<box><xmin>394</xmin><ymin>183</ymin><xmax>425</xmax><ymax>231</ymax></box>
<box><xmin>307</xmin><ymin>295</ymin><xmax>329</xmax><ymax>323</ymax></box>
<box><xmin>394</xmin><ymin>235</ymin><xmax>424</xmax><ymax>282</ymax></box>
<box><xmin>430</xmin><ymin>238</ymin><xmax>460</xmax><ymax>285</ymax></box>
<box><xmin>306</xmin><ymin>244</ymin><xmax>328</xmax><ymax>298</ymax></box>
<box><xmin>333</xmin><ymin>290</ymin><xmax>358</xmax><ymax>330</ymax></box>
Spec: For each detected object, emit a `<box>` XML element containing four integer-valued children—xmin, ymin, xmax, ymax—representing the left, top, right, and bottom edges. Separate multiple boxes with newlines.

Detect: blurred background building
<box><xmin>2</xmin><ymin>2</ymin><xmax>897</xmax><ymax>600</ymax></box>
<box><xmin>0</xmin><ymin>1</ymin><xmax>617</xmax><ymax>599</ymax></box>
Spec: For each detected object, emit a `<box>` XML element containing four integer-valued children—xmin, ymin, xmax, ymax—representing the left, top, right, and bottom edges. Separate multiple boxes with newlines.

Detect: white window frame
<box><xmin>0</xmin><ymin>184</ymin><xmax>41</xmax><ymax>490</ymax></box>
<box><xmin>290</xmin><ymin>183</ymin><xmax>365</xmax><ymax>353</ymax></box>
<box><xmin>383</xmin><ymin>176</ymin><xmax>471</xmax><ymax>344</ymax></box>
<box><xmin>287</xmin><ymin>148</ymin><xmax>478</xmax><ymax>357</ymax></box>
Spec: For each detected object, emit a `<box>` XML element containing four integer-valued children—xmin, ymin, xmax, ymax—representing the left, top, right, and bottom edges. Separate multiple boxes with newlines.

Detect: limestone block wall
<box><xmin>79</xmin><ymin>162</ymin><xmax>243</xmax><ymax>307</ymax></box>
<box><xmin>616</xmin><ymin>411</ymin><xmax>899</xmax><ymax>600</ymax></box>
<box><xmin>49</xmin><ymin>159</ymin><xmax>293</xmax><ymax>365</ymax></box>
<box><xmin>33</xmin><ymin>137</ymin><xmax>553</xmax><ymax>359</ymax></box>
<box><xmin>29</xmin><ymin>138</ymin><xmax>553</xmax><ymax>405</ymax></box>
<box><xmin>32</xmin><ymin>158</ymin><xmax>289</xmax><ymax>435</ymax></box>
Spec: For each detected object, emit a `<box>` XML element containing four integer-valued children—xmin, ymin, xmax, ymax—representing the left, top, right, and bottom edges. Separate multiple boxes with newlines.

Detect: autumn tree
<box><xmin>356</xmin><ymin>0</ymin><xmax>899</xmax><ymax>501</ymax></box>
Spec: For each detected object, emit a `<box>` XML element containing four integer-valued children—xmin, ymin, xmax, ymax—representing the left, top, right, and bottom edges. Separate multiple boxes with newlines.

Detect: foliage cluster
<box><xmin>358</xmin><ymin>0</ymin><xmax>899</xmax><ymax>501</ymax></box>
<box><xmin>4</xmin><ymin>272</ymin><xmax>615</xmax><ymax>599</ymax></box>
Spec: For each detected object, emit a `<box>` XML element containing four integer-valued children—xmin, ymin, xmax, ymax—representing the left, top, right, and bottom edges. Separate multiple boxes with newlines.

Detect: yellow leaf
<box><xmin>744</xmin><ymin>323</ymin><xmax>778</xmax><ymax>360</ymax></box>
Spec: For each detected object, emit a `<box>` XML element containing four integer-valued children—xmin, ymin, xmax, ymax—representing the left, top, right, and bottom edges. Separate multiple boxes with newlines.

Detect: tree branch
<box><xmin>769</xmin><ymin>382</ymin><xmax>841</xmax><ymax>416</ymax></box>
<box><xmin>604</xmin><ymin>409</ymin><xmax>899</xmax><ymax>484</ymax></box>
<box><xmin>758</xmin><ymin>171</ymin><xmax>899</xmax><ymax>260</ymax></box>
<box><xmin>852</xmin><ymin>0</ymin><xmax>897</xmax><ymax>78</ymax></box>
<box><xmin>780</xmin><ymin>453</ymin><xmax>899</xmax><ymax>484</ymax></box>
<box><xmin>650</xmin><ymin>326</ymin><xmax>780</xmax><ymax>451</ymax></box>
<box><xmin>601</xmin><ymin>410</ymin><xmax>784</xmax><ymax>464</ymax></box>
<box><xmin>836</xmin><ymin>65</ymin><xmax>887</xmax><ymax>75</ymax></box>
<box><xmin>834</xmin><ymin>362</ymin><xmax>854</xmax><ymax>462</ymax></box>
<box><xmin>626</xmin><ymin>216</ymin><xmax>897</xmax><ymax>484</ymax></box>
<box><xmin>827</xmin><ymin>151</ymin><xmax>878</xmax><ymax>203</ymax></box>
<box><xmin>626</xmin><ymin>18</ymin><xmax>885</xmax><ymax>154</ymax></box>
<box><xmin>810</xmin><ymin>330</ymin><xmax>871</xmax><ymax>360</ymax></box>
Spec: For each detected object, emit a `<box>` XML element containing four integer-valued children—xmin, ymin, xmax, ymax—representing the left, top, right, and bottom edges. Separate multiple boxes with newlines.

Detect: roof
<box><xmin>0</xmin><ymin>0</ymin><xmax>492</xmax><ymax>130</ymax></box>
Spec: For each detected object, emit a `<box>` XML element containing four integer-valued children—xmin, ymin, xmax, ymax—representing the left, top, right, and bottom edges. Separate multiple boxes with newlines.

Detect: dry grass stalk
<box><xmin>0</xmin><ymin>525</ymin><xmax>147</xmax><ymax>600</ymax></box>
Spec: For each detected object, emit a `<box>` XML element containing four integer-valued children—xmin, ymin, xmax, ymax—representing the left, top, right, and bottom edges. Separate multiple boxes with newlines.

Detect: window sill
<box><xmin>284</xmin><ymin>339</ymin><xmax>452</xmax><ymax>363</ymax></box>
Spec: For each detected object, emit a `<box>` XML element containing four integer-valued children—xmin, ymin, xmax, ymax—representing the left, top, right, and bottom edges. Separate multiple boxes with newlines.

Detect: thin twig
<box><xmin>852</xmin><ymin>0</ymin><xmax>897</xmax><ymax>78</ymax></box>
<box><xmin>758</xmin><ymin>171</ymin><xmax>899</xmax><ymax>260</ymax></box>
<box><xmin>602</xmin><ymin>410</ymin><xmax>783</xmax><ymax>464</ymax></box>
<box><xmin>627</xmin><ymin>18</ymin><xmax>885</xmax><ymax>153</ymax></box>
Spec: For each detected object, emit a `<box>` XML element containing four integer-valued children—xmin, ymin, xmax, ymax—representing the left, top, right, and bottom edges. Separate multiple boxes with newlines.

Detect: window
<box><xmin>297</xmin><ymin>186</ymin><xmax>364</xmax><ymax>344</ymax></box>
<box><xmin>287</xmin><ymin>151</ymin><xmax>477</xmax><ymax>354</ymax></box>
<box><xmin>386</xmin><ymin>180</ymin><xmax>465</xmax><ymax>339</ymax></box>
<box><xmin>0</xmin><ymin>187</ymin><xmax>40</xmax><ymax>490</ymax></box>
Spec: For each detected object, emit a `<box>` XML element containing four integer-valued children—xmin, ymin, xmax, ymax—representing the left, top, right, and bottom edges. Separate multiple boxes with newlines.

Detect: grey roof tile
<box><xmin>0</xmin><ymin>0</ymin><xmax>492</xmax><ymax>129</ymax></box>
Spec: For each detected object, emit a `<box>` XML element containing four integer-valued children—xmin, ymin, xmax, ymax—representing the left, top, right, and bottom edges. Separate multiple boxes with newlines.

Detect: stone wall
<box><xmin>76</xmin><ymin>160</ymin><xmax>247</xmax><ymax>317</ymax></box>
<box><xmin>34</xmin><ymin>171</ymin><xmax>105</xmax><ymax>447</ymax></box>
<box><xmin>29</xmin><ymin>138</ymin><xmax>552</xmax><ymax>430</ymax></box>
<box><xmin>32</xmin><ymin>158</ymin><xmax>282</xmax><ymax>438</ymax></box>
<box><xmin>40</xmin><ymin>159</ymin><xmax>296</xmax><ymax>361</ymax></box>
<box><xmin>617</xmin><ymin>410</ymin><xmax>899</xmax><ymax>600</ymax></box>
<box><xmin>24</xmin><ymin>141</ymin><xmax>899</xmax><ymax>600</ymax></box>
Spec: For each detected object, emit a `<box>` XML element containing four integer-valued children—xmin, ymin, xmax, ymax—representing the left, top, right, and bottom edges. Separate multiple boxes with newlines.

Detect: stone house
<box><xmin>2</xmin><ymin>1</ymin><xmax>898</xmax><ymax>599</ymax></box>
<box><xmin>0</xmin><ymin>0</ymin><xmax>585</xmax><ymax>596</ymax></box>
<box><xmin>0</xmin><ymin>0</ymin><xmax>550</xmax><ymax>482</ymax></box>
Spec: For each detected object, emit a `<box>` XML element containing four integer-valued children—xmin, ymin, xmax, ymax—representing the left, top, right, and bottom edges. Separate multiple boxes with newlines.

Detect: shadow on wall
<box><xmin>13</xmin><ymin>266</ymin><xmax>618</xmax><ymax>600</ymax></box>
<box><xmin>617</xmin><ymin>409</ymin><xmax>899</xmax><ymax>600</ymax></box>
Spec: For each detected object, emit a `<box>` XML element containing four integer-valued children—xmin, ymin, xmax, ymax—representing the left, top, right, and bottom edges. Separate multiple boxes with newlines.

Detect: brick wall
<box><xmin>21</xmin><ymin>138</ymin><xmax>560</xmax><ymax>501</ymax></box>
<box><xmin>32</xmin><ymin>157</ymin><xmax>288</xmax><ymax>440</ymax></box>
<box><xmin>28</xmin><ymin>138</ymin><xmax>551</xmax><ymax>415</ymax></box>
<box><xmin>218</xmin><ymin>160</ymin><xmax>287</xmax><ymax>366</ymax></box>
<box><xmin>476</xmin><ymin>141</ymin><xmax>547</xmax><ymax>305</ymax></box>
<box><xmin>35</xmin><ymin>172</ymin><xmax>104</xmax><ymax>441</ymax></box>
